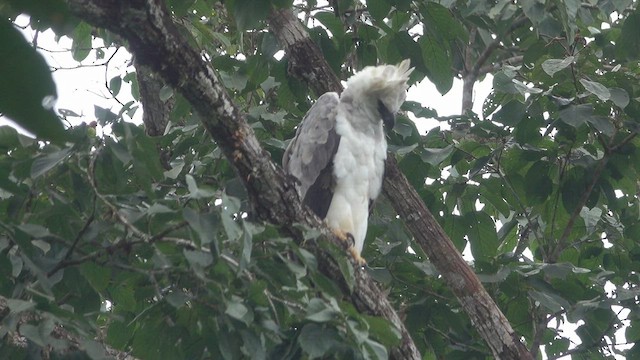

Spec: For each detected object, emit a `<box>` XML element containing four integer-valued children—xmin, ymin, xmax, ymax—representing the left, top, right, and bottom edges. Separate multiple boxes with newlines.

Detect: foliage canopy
<box><xmin>2</xmin><ymin>0</ymin><xmax>640</xmax><ymax>359</ymax></box>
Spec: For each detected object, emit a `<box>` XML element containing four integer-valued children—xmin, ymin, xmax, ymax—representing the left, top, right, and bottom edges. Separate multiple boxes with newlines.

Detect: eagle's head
<box><xmin>343</xmin><ymin>59</ymin><xmax>413</xmax><ymax>129</ymax></box>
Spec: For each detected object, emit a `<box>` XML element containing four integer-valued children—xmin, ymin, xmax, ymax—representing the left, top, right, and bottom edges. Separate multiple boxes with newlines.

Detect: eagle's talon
<box><xmin>332</xmin><ymin>230</ymin><xmax>366</xmax><ymax>266</ymax></box>
<box><xmin>346</xmin><ymin>232</ymin><xmax>355</xmax><ymax>247</ymax></box>
<box><xmin>348</xmin><ymin>246</ymin><xmax>367</xmax><ymax>267</ymax></box>
<box><xmin>332</xmin><ymin>229</ymin><xmax>350</xmax><ymax>243</ymax></box>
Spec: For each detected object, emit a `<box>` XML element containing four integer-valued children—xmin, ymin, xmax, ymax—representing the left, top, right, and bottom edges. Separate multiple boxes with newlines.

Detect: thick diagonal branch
<box><xmin>268</xmin><ymin>7</ymin><xmax>533</xmax><ymax>360</ymax></box>
<box><xmin>65</xmin><ymin>0</ymin><xmax>419</xmax><ymax>358</ymax></box>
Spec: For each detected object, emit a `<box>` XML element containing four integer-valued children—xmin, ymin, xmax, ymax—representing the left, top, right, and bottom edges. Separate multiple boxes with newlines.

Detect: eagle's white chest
<box><xmin>325</xmin><ymin>111</ymin><xmax>387</xmax><ymax>253</ymax></box>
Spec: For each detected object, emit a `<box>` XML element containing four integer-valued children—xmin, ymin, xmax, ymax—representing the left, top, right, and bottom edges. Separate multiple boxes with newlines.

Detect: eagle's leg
<box><xmin>331</xmin><ymin>229</ymin><xmax>367</xmax><ymax>266</ymax></box>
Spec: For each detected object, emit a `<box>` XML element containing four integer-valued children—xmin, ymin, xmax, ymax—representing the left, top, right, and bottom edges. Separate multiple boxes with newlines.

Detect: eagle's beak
<box><xmin>377</xmin><ymin>100</ymin><xmax>395</xmax><ymax>130</ymax></box>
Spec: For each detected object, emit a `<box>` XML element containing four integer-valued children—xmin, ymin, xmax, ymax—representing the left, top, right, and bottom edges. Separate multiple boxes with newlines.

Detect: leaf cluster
<box><xmin>2</xmin><ymin>0</ymin><xmax>640</xmax><ymax>359</ymax></box>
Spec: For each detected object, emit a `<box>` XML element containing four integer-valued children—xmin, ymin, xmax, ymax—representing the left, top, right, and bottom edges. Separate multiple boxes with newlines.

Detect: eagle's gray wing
<box><xmin>283</xmin><ymin>92</ymin><xmax>341</xmax><ymax>218</ymax></box>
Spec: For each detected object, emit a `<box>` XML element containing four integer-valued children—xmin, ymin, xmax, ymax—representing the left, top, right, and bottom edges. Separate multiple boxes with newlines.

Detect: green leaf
<box><xmin>109</xmin><ymin>76</ymin><xmax>122</xmax><ymax>96</ymax></box>
<box><xmin>522</xmin><ymin>0</ymin><xmax>546</xmax><ymax>24</ymax></box>
<box><xmin>626</xmin><ymin>320</ymin><xmax>640</xmax><ymax>343</ymax></box>
<box><xmin>479</xmin><ymin>181</ymin><xmax>511</xmax><ymax>217</ymax></box>
<box><xmin>492</xmin><ymin>100</ymin><xmax>526</xmax><ymax>126</ymax></box>
<box><xmin>315</xmin><ymin>12</ymin><xmax>345</xmax><ymax>40</ymax></box>
<box><xmin>579</xmin><ymin>79</ymin><xmax>610</xmax><ymax>101</ymax></box>
<box><xmin>493</xmin><ymin>72</ymin><xmax>518</xmax><ymax>94</ymax></box>
<box><xmin>220</xmin><ymin>193</ymin><xmax>242</xmax><ymax>241</ymax></box>
<box><xmin>94</xmin><ymin>105</ymin><xmax>119</xmax><ymax>125</ymax></box>
<box><xmin>107</xmin><ymin>321</ymin><xmax>134</xmax><ymax>349</ymax></box>
<box><xmin>580</xmin><ymin>207</ymin><xmax>602</xmax><ymax>234</ymax></box>
<box><xmin>19</xmin><ymin>324</ymin><xmax>47</xmax><ymax>347</ymax></box>
<box><xmin>0</xmin><ymin>18</ymin><xmax>66</xmax><ymax>143</ymax></box>
<box><xmin>367</xmin><ymin>0</ymin><xmax>391</xmax><ymax>22</ymax></box>
<box><xmin>609</xmin><ymin>87</ymin><xmax>629</xmax><ymax>109</ymax></box>
<box><xmin>392</xmin><ymin>117</ymin><xmax>417</xmax><ymax>139</ymax></box>
<box><xmin>476</xmin><ymin>267</ymin><xmax>511</xmax><ymax>283</ymax></box>
<box><xmin>225</xmin><ymin>296</ymin><xmax>253</xmax><ymax>325</ymax></box>
<box><xmin>616</xmin><ymin>9</ymin><xmax>640</xmax><ymax>61</ymax></box>
<box><xmin>529</xmin><ymin>289</ymin><xmax>570</xmax><ymax>312</ymax></box>
<box><xmin>183</xmin><ymin>207</ymin><xmax>217</xmax><ymax>245</ymax></box>
<box><xmin>466</xmin><ymin>211</ymin><xmax>499</xmax><ymax>261</ymax></box>
<box><xmin>587</xmin><ymin>116</ymin><xmax>615</xmax><ymax>137</ymax></box>
<box><xmin>387</xmin><ymin>32</ymin><xmax>423</xmax><ymax>71</ymax></box>
<box><xmin>364</xmin><ymin>339</ymin><xmax>388</xmax><ymax>360</ymax></box>
<box><xmin>164</xmin><ymin>161</ymin><xmax>184</xmax><ymax>179</ymax></box>
<box><xmin>239</xmin><ymin>221</ymin><xmax>253</xmax><ymax>271</ymax></box>
<box><xmin>363</xmin><ymin>315</ymin><xmax>401</xmax><ymax>348</ymax></box>
<box><xmin>0</xmin><ymin>125</ymin><xmax>20</xmax><ymax>150</ymax></box>
<box><xmin>541</xmin><ymin>262</ymin><xmax>589</xmax><ymax>279</ymax></box>
<box><xmin>558</xmin><ymin>104</ymin><xmax>593</xmax><ymax>127</ymax></box>
<box><xmin>561</xmin><ymin>167</ymin><xmax>587</xmax><ymax>213</ymax></box>
<box><xmin>72</xmin><ymin>22</ymin><xmax>92</xmax><ymax>62</ymax></box>
<box><xmin>5</xmin><ymin>298</ymin><xmax>36</xmax><ymax>313</ymax></box>
<box><xmin>219</xmin><ymin>71</ymin><xmax>248</xmax><ymax>91</ymax></box>
<box><xmin>81</xmin><ymin>339</ymin><xmax>110</xmax><ymax>360</ymax></box>
<box><xmin>112</xmin><ymin>284</ymin><xmax>136</xmax><ymax>312</ymax></box>
<box><xmin>186</xmin><ymin>174</ymin><xmax>216</xmax><ymax>199</ymax></box>
<box><xmin>298</xmin><ymin>323</ymin><xmax>338</xmax><ymax>358</ymax></box>
<box><xmin>10</xmin><ymin>254</ymin><xmax>23</xmax><ymax>277</ymax></box>
<box><xmin>183</xmin><ymin>248</ymin><xmax>213</xmax><ymax>269</ymax></box>
<box><xmin>229</xmin><ymin>0</ymin><xmax>270</xmax><ymax>31</ymax></box>
<box><xmin>240</xmin><ymin>331</ymin><xmax>266</xmax><ymax>360</ymax></box>
<box><xmin>80</xmin><ymin>262</ymin><xmax>110</xmax><ymax>292</ymax></box>
<box><xmin>30</xmin><ymin>148</ymin><xmax>72</xmax><ymax>179</ymax></box>
<box><xmin>524</xmin><ymin>161</ymin><xmax>552</xmax><ymax>204</ymax></box>
<box><xmin>541</xmin><ymin>57</ymin><xmax>574</xmax><ymax>77</ymax></box>
<box><xmin>421</xmin><ymin>2</ymin><xmax>467</xmax><ymax>42</ymax></box>
<box><xmin>420</xmin><ymin>145</ymin><xmax>454</xmax><ymax>166</ymax></box>
<box><xmin>419</xmin><ymin>35</ymin><xmax>453</xmax><ymax>94</ymax></box>
<box><xmin>17</xmin><ymin>223</ymin><xmax>50</xmax><ymax>238</ymax></box>
<box><xmin>306</xmin><ymin>298</ymin><xmax>339</xmax><ymax>323</ymax></box>
<box><xmin>514</xmin><ymin>113</ymin><xmax>543</xmax><ymax>144</ymax></box>
<box><xmin>402</xmin><ymin>100</ymin><xmax>437</xmax><ymax>118</ymax></box>
<box><xmin>159</xmin><ymin>85</ymin><xmax>174</xmax><ymax>102</ymax></box>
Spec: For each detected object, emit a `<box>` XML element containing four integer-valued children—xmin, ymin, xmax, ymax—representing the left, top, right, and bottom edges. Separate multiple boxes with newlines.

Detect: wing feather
<box><xmin>283</xmin><ymin>92</ymin><xmax>340</xmax><ymax>218</ymax></box>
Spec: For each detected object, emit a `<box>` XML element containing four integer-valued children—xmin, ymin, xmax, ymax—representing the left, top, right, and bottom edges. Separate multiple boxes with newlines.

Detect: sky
<box><xmin>2</xmin><ymin>15</ymin><xmax>493</xmax><ymax>136</ymax></box>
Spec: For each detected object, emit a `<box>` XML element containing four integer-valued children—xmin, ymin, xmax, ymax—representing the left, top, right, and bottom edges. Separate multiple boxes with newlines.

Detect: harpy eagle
<box><xmin>283</xmin><ymin>60</ymin><xmax>413</xmax><ymax>264</ymax></box>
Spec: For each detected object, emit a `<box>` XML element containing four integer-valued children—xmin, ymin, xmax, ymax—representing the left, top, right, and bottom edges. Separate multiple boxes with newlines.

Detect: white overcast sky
<box><xmin>2</xmin><ymin>15</ymin><xmax>494</xmax><ymax>135</ymax></box>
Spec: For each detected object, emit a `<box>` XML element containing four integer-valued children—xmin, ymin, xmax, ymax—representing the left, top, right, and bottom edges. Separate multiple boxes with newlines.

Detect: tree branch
<box><xmin>268</xmin><ymin>7</ymin><xmax>343</xmax><ymax>96</ymax></box>
<box><xmin>461</xmin><ymin>16</ymin><xmax>529</xmax><ymax>113</ymax></box>
<box><xmin>266</xmin><ymin>7</ymin><xmax>534</xmax><ymax>360</ymax></box>
<box><xmin>65</xmin><ymin>1</ymin><xmax>420</xmax><ymax>358</ymax></box>
<box><xmin>550</xmin><ymin>131</ymin><xmax>638</xmax><ymax>261</ymax></box>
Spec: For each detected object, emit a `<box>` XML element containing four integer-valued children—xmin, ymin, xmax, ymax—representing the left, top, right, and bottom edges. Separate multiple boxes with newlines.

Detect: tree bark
<box><xmin>383</xmin><ymin>157</ymin><xmax>533</xmax><ymax>359</ymax></box>
<box><xmin>267</xmin><ymin>7</ymin><xmax>534</xmax><ymax>360</ymax></box>
<box><xmin>65</xmin><ymin>0</ymin><xmax>420</xmax><ymax>358</ymax></box>
<box><xmin>136</xmin><ymin>60</ymin><xmax>174</xmax><ymax>137</ymax></box>
<box><xmin>268</xmin><ymin>8</ymin><xmax>343</xmax><ymax>96</ymax></box>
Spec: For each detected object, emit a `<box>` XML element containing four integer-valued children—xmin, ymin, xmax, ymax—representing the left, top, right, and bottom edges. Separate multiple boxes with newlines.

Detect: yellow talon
<box><xmin>331</xmin><ymin>229</ymin><xmax>366</xmax><ymax>266</ymax></box>
<box><xmin>331</xmin><ymin>228</ymin><xmax>350</xmax><ymax>242</ymax></box>
<box><xmin>348</xmin><ymin>246</ymin><xmax>367</xmax><ymax>266</ymax></box>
